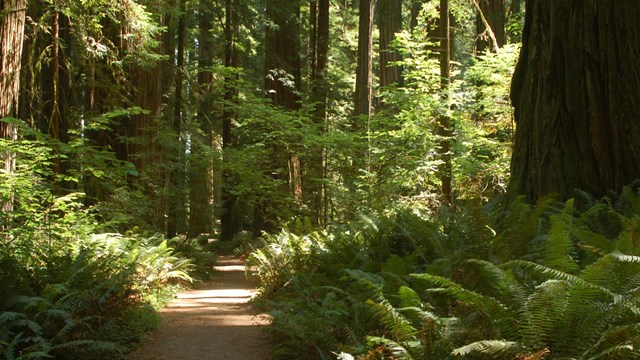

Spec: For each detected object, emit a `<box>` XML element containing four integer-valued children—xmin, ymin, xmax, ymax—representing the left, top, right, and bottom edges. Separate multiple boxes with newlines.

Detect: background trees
<box><xmin>1</xmin><ymin>0</ymin><xmax>525</xmax><ymax>239</ymax></box>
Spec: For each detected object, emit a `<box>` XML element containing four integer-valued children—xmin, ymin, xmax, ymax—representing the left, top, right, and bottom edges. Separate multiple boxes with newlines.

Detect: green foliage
<box><xmin>250</xmin><ymin>187</ymin><xmax>640</xmax><ymax>359</ymax></box>
<box><xmin>0</xmin><ymin>122</ymin><xmax>199</xmax><ymax>359</ymax></box>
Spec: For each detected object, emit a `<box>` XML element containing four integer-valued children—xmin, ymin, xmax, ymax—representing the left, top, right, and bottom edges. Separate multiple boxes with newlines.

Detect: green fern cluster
<box><xmin>251</xmin><ymin>187</ymin><xmax>640</xmax><ymax>360</ymax></box>
<box><xmin>0</xmin><ymin>232</ymin><xmax>193</xmax><ymax>360</ymax></box>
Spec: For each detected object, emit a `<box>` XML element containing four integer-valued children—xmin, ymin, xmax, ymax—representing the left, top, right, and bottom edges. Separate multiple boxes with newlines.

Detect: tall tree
<box><xmin>508</xmin><ymin>1</ymin><xmax>640</xmax><ymax>203</ymax></box>
<box><xmin>0</xmin><ymin>0</ymin><xmax>26</xmax><ymax>215</ymax></box>
<box><xmin>261</xmin><ymin>0</ymin><xmax>302</xmax><ymax>233</ymax></box>
<box><xmin>167</xmin><ymin>0</ymin><xmax>186</xmax><ymax>238</ymax></box>
<box><xmin>306</xmin><ymin>0</ymin><xmax>329</xmax><ymax>226</ymax></box>
<box><xmin>187</xmin><ymin>0</ymin><xmax>215</xmax><ymax>238</ymax></box>
<box><xmin>378</xmin><ymin>0</ymin><xmax>403</xmax><ymax>89</ymax></box>
<box><xmin>350</xmin><ymin>0</ymin><xmax>376</xmax><ymax>196</ymax></box>
<box><xmin>353</xmin><ymin>0</ymin><xmax>376</xmax><ymax>119</ymax></box>
<box><xmin>437</xmin><ymin>0</ymin><xmax>452</xmax><ymax>205</ymax></box>
<box><xmin>220</xmin><ymin>0</ymin><xmax>238</xmax><ymax>241</ymax></box>
<box><xmin>41</xmin><ymin>9</ymin><xmax>71</xmax><ymax>191</ymax></box>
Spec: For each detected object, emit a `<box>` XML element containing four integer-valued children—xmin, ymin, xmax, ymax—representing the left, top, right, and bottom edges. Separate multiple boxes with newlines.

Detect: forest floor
<box><xmin>130</xmin><ymin>256</ymin><xmax>271</xmax><ymax>360</ymax></box>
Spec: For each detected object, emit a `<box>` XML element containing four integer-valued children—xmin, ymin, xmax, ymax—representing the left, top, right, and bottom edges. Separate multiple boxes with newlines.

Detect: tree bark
<box><xmin>508</xmin><ymin>1</ymin><xmax>640</xmax><ymax>203</ymax></box>
<box><xmin>353</xmin><ymin>0</ymin><xmax>376</xmax><ymax>119</ymax></box>
<box><xmin>187</xmin><ymin>0</ymin><xmax>216</xmax><ymax>239</ymax></box>
<box><xmin>221</xmin><ymin>0</ymin><xmax>238</xmax><ymax>242</ymax></box>
<box><xmin>437</xmin><ymin>0</ymin><xmax>452</xmax><ymax>205</ymax></box>
<box><xmin>0</xmin><ymin>0</ymin><xmax>26</xmax><ymax>217</ymax></box>
<box><xmin>167</xmin><ymin>0</ymin><xmax>186</xmax><ymax>238</ymax></box>
<box><xmin>378</xmin><ymin>0</ymin><xmax>403</xmax><ymax>89</ymax></box>
<box><xmin>350</xmin><ymin>0</ymin><xmax>376</xmax><ymax>196</ymax></box>
<box><xmin>305</xmin><ymin>0</ymin><xmax>329</xmax><ymax>226</ymax></box>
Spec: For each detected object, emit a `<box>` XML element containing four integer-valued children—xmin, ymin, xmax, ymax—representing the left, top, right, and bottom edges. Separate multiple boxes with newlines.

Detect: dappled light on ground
<box><xmin>131</xmin><ymin>256</ymin><xmax>270</xmax><ymax>360</ymax></box>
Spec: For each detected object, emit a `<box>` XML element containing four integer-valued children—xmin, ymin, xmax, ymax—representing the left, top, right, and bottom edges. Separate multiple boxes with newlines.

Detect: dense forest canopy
<box><xmin>3</xmin><ymin>0</ymin><xmax>640</xmax><ymax>359</ymax></box>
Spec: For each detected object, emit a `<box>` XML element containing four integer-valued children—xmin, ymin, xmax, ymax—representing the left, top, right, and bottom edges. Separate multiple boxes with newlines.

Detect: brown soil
<box><xmin>130</xmin><ymin>256</ymin><xmax>270</xmax><ymax>360</ymax></box>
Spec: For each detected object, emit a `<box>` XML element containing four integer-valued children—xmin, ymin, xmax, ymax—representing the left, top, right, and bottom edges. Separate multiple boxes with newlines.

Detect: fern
<box><xmin>366</xmin><ymin>298</ymin><xmax>417</xmax><ymax>342</ymax></box>
<box><xmin>366</xmin><ymin>336</ymin><xmax>416</xmax><ymax>360</ymax></box>
<box><xmin>584</xmin><ymin>345</ymin><xmax>637</xmax><ymax>360</ymax></box>
<box><xmin>451</xmin><ymin>340</ymin><xmax>518</xmax><ymax>357</ymax></box>
<box><xmin>520</xmin><ymin>279</ymin><xmax>570</xmax><ymax>349</ymax></box>
<box><xmin>411</xmin><ymin>273</ymin><xmax>511</xmax><ymax>321</ymax></box>
<box><xmin>543</xmin><ymin>200</ymin><xmax>579</xmax><ymax>273</ymax></box>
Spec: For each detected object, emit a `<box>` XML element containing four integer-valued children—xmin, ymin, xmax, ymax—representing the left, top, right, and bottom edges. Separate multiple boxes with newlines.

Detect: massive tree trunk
<box><xmin>1</xmin><ymin>0</ymin><xmax>26</xmax><ymax>217</ymax></box>
<box><xmin>508</xmin><ymin>1</ymin><xmax>640</xmax><ymax>203</ymax></box>
<box><xmin>475</xmin><ymin>0</ymin><xmax>505</xmax><ymax>54</ymax></box>
<box><xmin>378</xmin><ymin>0</ymin><xmax>403</xmax><ymax>89</ymax></box>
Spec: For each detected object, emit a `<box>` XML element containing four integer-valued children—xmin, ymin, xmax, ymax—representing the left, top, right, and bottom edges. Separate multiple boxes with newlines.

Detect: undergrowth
<box><xmin>249</xmin><ymin>187</ymin><xmax>640</xmax><ymax>360</ymax></box>
<box><xmin>0</xmin><ymin>125</ymin><xmax>215</xmax><ymax>359</ymax></box>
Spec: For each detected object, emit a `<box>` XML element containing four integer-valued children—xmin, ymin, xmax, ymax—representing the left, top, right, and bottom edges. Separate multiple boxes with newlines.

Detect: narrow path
<box><xmin>131</xmin><ymin>256</ymin><xmax>270</xmax><ymax>360</ymax></box>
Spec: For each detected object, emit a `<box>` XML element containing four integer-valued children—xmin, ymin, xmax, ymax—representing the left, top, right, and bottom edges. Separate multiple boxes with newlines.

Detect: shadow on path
<box><xmin>131</xmin><ymin>256</ymin><xmax>270</xmax><ymax>360</ymax></box>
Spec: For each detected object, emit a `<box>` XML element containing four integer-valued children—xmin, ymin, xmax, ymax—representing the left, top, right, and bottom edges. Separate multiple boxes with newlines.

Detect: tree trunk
<box><xmin>437</xmin><ymin>0</ymin><xmax>452</xmax><ymax>205</ymax></box>
<box><xmin>0</xmin><ymin>0</ymin><xmax>26</xmax><ymax>218</ymax></box>
<box><xmin>260</xmin><ymin>0</ymin><xmax>302</xmax><ymax>235</ymax></box>
<box><xmin>475</xmin><ymin>0</ymin><xmax>505</xmax><ymax>54</ymax></box>
<box><xmin>305</xmin><ymin>0</ymin><xmax>329</xmax><ymax>226</ymax></box>
<box><xmin>508</xmin><ymin>1</ymin><xmax>640</xmax><ymax>203</ymax></box>
<box><xmin>221</xmin><ymin>0</ymin><xmax>238</xmax><ymax>242</ymax></box>
<box><xmin>350</xmin><ymin>0</ymin><xmax>376</xmax><ymax>197</ymax></box>
<box><xmin>353</xmin><ymin>0</ymin><xmax>376</xmax><ymax>119</ymax></box>
<box><xmin>510</xmin><ymin>0</ymin><xmax>520</xmax><ymax>15</ymax></box>
<box><xmin>167</xmin><ymin>0</ymin><xmax>186</xmax><ymax>238</ymax></box>
<box><xmin>378</xmin><ymin>0</ymin><xmax>403</xmax><ymax>89</ymax></box>
<box><xmin>410</xmin><ymin>0</ymin><xmax>422</xmax><ymax>31</ymax></box>
<box><xmin>187</xmin><ymin>0</ymin><xmax>215</xmax><ymax>239</ymax></box>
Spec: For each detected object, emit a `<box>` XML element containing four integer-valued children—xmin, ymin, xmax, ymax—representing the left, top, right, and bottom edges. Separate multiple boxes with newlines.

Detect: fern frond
<box><xmin>504</xmin><ymin>260</ymin><xmax>628</xmax><ymax>306</ymax></box>
<box><xmin>581</xmin><ymin>323</ymin><xmax>640</xmax><ymax>359</ymax></box>
<box><xmin>543</xmin><ymin>200</ymin><xmax>579</xmax><ymax>273</ymax></box>
<box><xmin>411</xmin><ymin>273</ymin><xmax>509</xmax><ymax>317</ymax></box>
<box><xmin>366</xmin><ymin>336</ymin><xmax>415</xmax><ymax>360</ymax></box>
<box><xmin>521</xmin><ymin>280</ymin><xmax>570</xmax><ymax>348</ymax></box>
<box><xmin>366</xmin><ymin>298</ymin><xmax>417</xmax><ymax>342</ymax></box>
<box><xmin>411</xmin><ymin>272</ymin><xmax>520</xmax><ymax>340</ymax></box>
<box><xmin>609</xmin><ymin>251</ymin><xmax>640</xmax><ymax>263</ymax></box>
<box><xmin>0</xmin><ymin>312</ymin><xmax>26</xmax><ymax>325</ymax></box>
<box><xmin>451</xmin><ymin>340</ymin><xmax>518</xmax><ymax>357</ymax></box>
<box><xmin>14</xmin><ymin>351</ymin><xmax>54</xmax><ymax>360</ymax></box>
<box><xmin>398</xmin><ymin>286</ymin><xmax>423</xmax><ymax>309</ymax></box>
<box><xmin>50</xmin><ymin>339</ymin><xmax>122</xmax><ymax>354</ymax></box>
<box><xmin>585</xmin><ymin>345</ymin><xmax>637</xmax><ymax>360</ymax></box>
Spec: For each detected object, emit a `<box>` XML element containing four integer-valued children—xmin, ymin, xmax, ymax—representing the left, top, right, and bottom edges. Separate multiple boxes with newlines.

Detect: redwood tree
<box><xmin>508</xmin><ymin>1</ymin><xmax>640</xmax><ymax>203</ymax></box>
<box><xmin>378</xmin><ymin>0</ymin><xmax>403</xmax><ymax>89</ymax></box>
<box><xmin>0</xmin><ymin>0</ymin><xmax>26</xmax><ymax>215</ymax></box>
<box><xmin>260</xmin><ymin>0</ymin><xmax>302</xmax><ymax>234</ymax></box>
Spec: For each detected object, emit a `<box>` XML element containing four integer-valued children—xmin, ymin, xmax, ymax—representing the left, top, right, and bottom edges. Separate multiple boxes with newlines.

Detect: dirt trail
<box><xmin>131</xmin><ymin>256</ymin><xmax>270</xmax><ymax>360</ymax></box>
